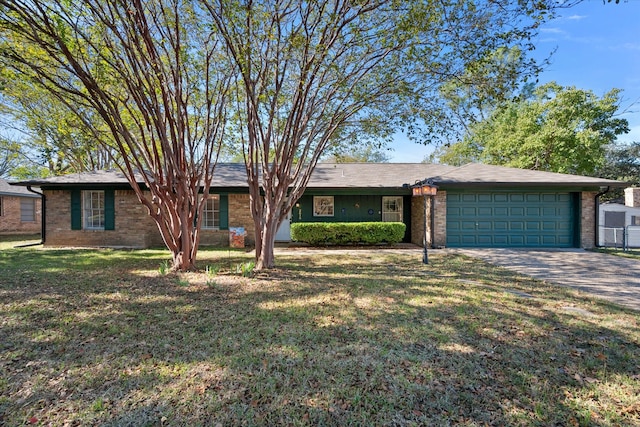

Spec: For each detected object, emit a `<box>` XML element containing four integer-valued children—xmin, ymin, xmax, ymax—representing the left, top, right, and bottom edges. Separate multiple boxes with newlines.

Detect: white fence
<box><xmin>599</xmin><ymin>225</ymin><xmax>640</xmax><ymax>249</ymax></box>
<box><xmin>626</xmin><ymin>226</ymin><xmax>640</xmax><ymax>249</ymax></box>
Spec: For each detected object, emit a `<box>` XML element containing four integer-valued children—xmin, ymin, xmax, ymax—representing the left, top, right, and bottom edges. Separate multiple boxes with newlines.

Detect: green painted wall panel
<box><xmin>291</xmin><ymin>194</ymin><xmax>412</xmax><ymax>242</ymax></box>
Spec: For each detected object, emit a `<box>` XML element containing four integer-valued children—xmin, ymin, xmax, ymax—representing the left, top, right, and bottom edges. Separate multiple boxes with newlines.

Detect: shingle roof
<box><xmin>10</xmin><ymin>162</ymin><xmax>626</xmax><ymax>189</ymax></box>
<box><xmin>307</xmin><ymin>163</ymin><xmax>625</xmax><ymax>188</ymax></box>
<box><xmin>0</xmin><ymin>177</ymin><xmax>40</xmax><ymax>197</ymax></box>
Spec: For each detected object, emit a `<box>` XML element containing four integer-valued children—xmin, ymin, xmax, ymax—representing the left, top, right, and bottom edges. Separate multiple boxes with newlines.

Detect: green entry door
<box><xmin>446</xmin><ymin>192</ymin><xmax>577</xmax><ymax>248</ymax></box>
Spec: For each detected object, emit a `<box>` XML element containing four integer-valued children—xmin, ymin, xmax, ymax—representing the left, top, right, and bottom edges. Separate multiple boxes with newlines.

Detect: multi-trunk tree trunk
<box><xmin>0</xmin><ymin>0</ymin><xmax>231</xmax><ymax>271</ymax></box>
<box><xmin>206</xmin><ymin>0</ymin><xmax>566</xmax><ymax>269</ymax></box>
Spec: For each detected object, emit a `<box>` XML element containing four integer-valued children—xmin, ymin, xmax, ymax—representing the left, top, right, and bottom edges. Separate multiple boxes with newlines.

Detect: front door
<box><xmin>275</xmin><ymin>210</ymin><xmax>291</xmax><ymax>242</ymax></box>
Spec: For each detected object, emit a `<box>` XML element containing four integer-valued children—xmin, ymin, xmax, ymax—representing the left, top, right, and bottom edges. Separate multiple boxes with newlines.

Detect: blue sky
<box><xmin>389</xmin><ymin>0</ymin><xmax>640</xmax><ymax>163</ymax></box>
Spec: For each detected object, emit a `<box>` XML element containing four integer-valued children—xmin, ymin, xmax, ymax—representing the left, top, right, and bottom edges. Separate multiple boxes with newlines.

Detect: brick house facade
<box><xmin>0</xmin><ymin>178</ymin><xmax>41</xmax><ymax>235</ymax></box>
<box><xmin>11</xmin><ymin>163</ymin><xmax>624</xmax><ymax>250</ymax></box>
<box><xmin>43</xmin><ymin>188</ymin><xmax>255</xmax><ymax>248</ymax></box>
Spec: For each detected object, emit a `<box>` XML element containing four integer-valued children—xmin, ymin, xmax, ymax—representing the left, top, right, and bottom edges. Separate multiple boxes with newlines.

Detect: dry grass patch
<box><xmin>0</xmin><ymin>247</ymin><xmax>638</xmax><ymax>426</ymax></box>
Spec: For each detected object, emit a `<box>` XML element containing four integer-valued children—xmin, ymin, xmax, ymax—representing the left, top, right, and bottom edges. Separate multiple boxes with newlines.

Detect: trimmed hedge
<box><xmin>290</xmin><ymin>222</ymin><xmax>406</xmax><ymax>246</ymax></box>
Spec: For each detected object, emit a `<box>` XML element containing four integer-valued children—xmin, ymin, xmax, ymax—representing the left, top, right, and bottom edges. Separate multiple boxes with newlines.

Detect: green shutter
<box><xmin>219</xmin><ymin>195</ymin><xmax>228</xmax><ymax>230</ymax></box>
<box><xmin>71</xmin><ymin>189</ymin><xmax>82</xmax><ymax>230</ymax></box>
<box><xmin>104</xmin><ymin>189</ymin><xmax>115</xmax><ymax>230</ymax></box>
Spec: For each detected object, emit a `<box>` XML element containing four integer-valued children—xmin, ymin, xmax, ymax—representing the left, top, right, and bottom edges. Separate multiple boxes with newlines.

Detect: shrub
<box><xmin>290</xmin><ymin>222</ymin><xmax>406</xmax><ymax>246</ymax></box>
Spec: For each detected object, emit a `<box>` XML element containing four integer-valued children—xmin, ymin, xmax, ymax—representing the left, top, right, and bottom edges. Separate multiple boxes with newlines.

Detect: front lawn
<box><xmin>0</xmin><ymin>234</ymin><xmax>41</xmax><ymax>250</ymax></box>
<box><xmin>0</xmin><ymin>247</ymin><xmax>638</xmax><ymax>426</ymax></box>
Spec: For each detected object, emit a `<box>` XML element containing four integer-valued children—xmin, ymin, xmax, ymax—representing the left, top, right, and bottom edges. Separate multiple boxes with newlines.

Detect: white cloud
<box><xmin>541</xmin><ymin>27</ymin><xmax>565</xmax><ymax>34</ymax></box>
<box><xmin>622</xmin><ymin>42</ymin><xmax>640</xmax><ymax>51</ymax></box>
<box><xmin>566</xmin><ymin>14</ymin><xmax>587</xmax><ymax>21</ymax></box>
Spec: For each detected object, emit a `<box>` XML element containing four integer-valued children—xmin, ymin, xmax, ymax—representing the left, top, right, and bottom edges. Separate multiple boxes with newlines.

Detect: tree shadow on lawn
<box><xmin>0</xmin><ymin>249</ymin><xmax>638</xmax><ymax>426</ymax></box>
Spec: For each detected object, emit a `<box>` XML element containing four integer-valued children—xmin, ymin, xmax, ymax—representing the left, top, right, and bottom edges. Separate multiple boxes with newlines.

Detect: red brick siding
<box><xmin>581</xmin><ymin>191</ymin><xmax>597</xmax><ymax>249</ymax></box>
<box><xmin>0</xmin><ymin>195</ymin><xmax>41</xmax><ymax>234</ymax></box>
<box><xmin>410</xmin><ymin>191</ymin><xmax>446</xmax><ymax>248</ymax></box>
<box><xmin>44</xmin><ymin>189</ymin><xmax>162</xmax><ymax>247</ymax></box>
<box><xmin>44</xmin><ymin>189</ymin><xmax>254</xmax><ymax>248</ymax></box>
<box><xmin>228</xmin><ymin>194</ymin><xmax>255</xmax><ymax>246</ymax></box>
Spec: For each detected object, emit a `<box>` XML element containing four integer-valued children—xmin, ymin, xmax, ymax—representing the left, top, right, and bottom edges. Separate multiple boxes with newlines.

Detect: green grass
<box><xmin>0</xmin><ymin>245</ymin><xmax>639</xmax><ymax>426</ymax></box>
<box><xmin>0</xmin><ymin>234</ymin><xmax>41</xmax><ymax>250</ymax></box>
<box><xmin>592</xmin><ymin>247</ymin><xmax>640</xmax><ymax>260</ymax></box>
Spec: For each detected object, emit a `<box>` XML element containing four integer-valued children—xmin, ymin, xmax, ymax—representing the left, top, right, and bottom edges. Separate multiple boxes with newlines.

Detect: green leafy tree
<box><xmin>435</xmin><ymin>82</ymin><xmax>629</xmax><ymax>175</ymax></box>
<box><xmin>0</xmin><ymin>137</ymin><xmax>20</xmax><ymax>178</ymax></box>
<box><xmin>206</xmin><ymin>0</ymin><xmax>574</xmax><ymax>269</ymax></box>
<box><xmin>0</xmin><ymin>73</ymin><xmax>118</xmax><ymax>175</ymax></box>
<box><xmin>597</xmin><ymin>142</ymin><xmax>640</xmax><ymax>200</ymax></box>
<box><xmin>0</xmin><ymin>0</ymin><xmax>232</xmax><ymax>271</ymax></box>
<box><xmin>0</xmin><ymin>0</ymin><xmax>581</xmax><ymax>270</ymax></box>
<box><xmin>439</xmin><ymin>46</ymin><xmax>540</xmax><ymax>135</ymax></box>
<box><xmin>323</xmin><ymin>144</ymin><xmax>391</xmax><ymax>164</ymax></box>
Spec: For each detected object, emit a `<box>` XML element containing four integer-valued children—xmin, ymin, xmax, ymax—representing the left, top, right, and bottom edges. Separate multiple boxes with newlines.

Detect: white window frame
<box><xmin>20</xmin><ymin>198</ymin><xmax>36</xmax><ymax>222</ymax></box>
<box><xmin>313</xmin><ymin>196</ymin><xmax>334</xmax><ymax>217</ymax></box>
<box><xmin>83</xmin><ymin>190</ymin><xmax>105</xmax><ymax>230</ymax></box>
<box><xmin>201</xmin><ymin>195</ymin><xmax>220</xmax><ymax>229</ymax></box>
<box><xmin>382</xmin><ymin>196</ymin><xmax>403</xmax><ymax>222</ymax></box>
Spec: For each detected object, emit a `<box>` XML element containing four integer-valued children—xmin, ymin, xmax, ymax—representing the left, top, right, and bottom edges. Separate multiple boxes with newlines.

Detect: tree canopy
<box><xmin>205</xmin><ymin>0</ymin><xmax>576</xmax><ymax>268</ymax></box>
<box><xmin>0</xmin><ymin>0</ymin><xmax>232</xmax><ymax>270</ymax></box>
<box><xmin>0</xmin><ymin>0</ymin><xmax>581</xmax><ymax>270</ymax></box>
<box><xmin>433</xmin><ymin>82</ymin><xmax>630</xmax><ymax>176</ymax></box>
<box><xmin>0</xmin><ymin>71</ymin><xmax>117</xmax><ymax>177</ymax></box>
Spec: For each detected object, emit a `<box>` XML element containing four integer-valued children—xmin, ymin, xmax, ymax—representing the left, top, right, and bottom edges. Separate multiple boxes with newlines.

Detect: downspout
<box><xmin>594</xmin><ymin>186</ymin><xmax>610</xmax><ymax>248</ymax></box>
<box><xmin>26</xmin><ymin>186</ymin><xmax>45</xmax><ymax>245</ymax></box>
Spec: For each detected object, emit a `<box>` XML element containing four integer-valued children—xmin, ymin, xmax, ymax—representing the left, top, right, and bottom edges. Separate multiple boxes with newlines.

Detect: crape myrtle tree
<box><xmin>0</xmin><ymin>0</ymin><xmax>232</xmax><ymax>270</ymax></box>
<box><xmin>204</xmin><ymin>0</ymin><xmax>576</xmax><ymax>269</ymax></box>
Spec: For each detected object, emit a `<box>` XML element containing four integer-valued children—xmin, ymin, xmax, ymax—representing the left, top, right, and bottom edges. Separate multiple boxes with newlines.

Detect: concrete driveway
<box><xmin>453</xmin><ymin>248</ymin><xmax>640</xmax><ymax>311</ymax></box>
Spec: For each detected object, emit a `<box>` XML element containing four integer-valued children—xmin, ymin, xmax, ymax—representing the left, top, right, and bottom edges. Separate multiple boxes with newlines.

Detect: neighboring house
<box><xmin>599</xmin><ymin>188</ymin><xmax>640</xmax><ymax>248</ymax></box>
<box><xmin>0</xmin><ymin>177</ymin><xmax>42</xmax><ymax>235</ymax></box>
<box><xmin>11</xmin><ymin>163</ymin><xmax>625</xmax><ymax>249</ymax></box>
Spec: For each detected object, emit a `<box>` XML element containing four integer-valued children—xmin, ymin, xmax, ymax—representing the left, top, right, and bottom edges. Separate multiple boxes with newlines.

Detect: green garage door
<box><xmin>446</xmin><ymin>192</ymin><xmax>577</xmax><ymax>248</ymax></box>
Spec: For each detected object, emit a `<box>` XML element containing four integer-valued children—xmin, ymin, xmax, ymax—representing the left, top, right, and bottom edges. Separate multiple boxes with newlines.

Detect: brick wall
<box><xmin>410</xmin><ymin>191</ymin><xmax>446</xmax><ymax>248</ymax></box>
<box><xmin>44</xmin><ymin>189</ymin><xmax>163</xmax><ymax>247</ymax></box>
<box><xmin>581</xmin><ymin>191</ymin><xmax>597</xmax><ymax>249</ymax></box>
<box><xmin>228</xmin><ymin>194</ymin><xmax>255</xmax><ymax>246</ymax></box>
<box><xmin>0</xmin><ymin>195</ymin><xmax>41</xmax><ymax>234</ymax></box>
<box><xmin>624</xmin><ymin>187</ymin><xmax>640</xmax><ymax>208</ymax></box>
<box><xmin>44</xmin><ymin>189</ymin><xmax>253</xmax><ymax>248</ymax></box>
<box><xmin>432</xmin><ymin>191</ymin><xmax>447</xmax><ymax>248</ymax></box>
<box><xmin>410</xmin><ymin>195</ymin><xmax>424</xmax><ymax>246</ymax></box>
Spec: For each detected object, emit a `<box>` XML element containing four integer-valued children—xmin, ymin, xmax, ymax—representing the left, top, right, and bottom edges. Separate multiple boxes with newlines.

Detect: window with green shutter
<box><xmin>71</xmin><ymin>189</ymin><xmax>115</xmax><ymax>230</ymax></box>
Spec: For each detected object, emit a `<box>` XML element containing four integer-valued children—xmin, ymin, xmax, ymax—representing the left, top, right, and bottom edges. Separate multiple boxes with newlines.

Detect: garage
<box><xmin>446</xmin><ymin>191</ymin><xmax>579</xmax><ymax>248</ymax></box>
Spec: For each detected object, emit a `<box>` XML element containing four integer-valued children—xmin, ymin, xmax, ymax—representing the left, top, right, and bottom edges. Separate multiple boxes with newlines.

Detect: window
<box><xmin>20</xmin><ymin>198</ymin><xmax>36</xmax><ymax>222</ymax></box>
<box><xmin>0</xmin><ymin>196</ymin><xmax>3</xmax><ymax>216</ymax></box>
<box><xmin>313</xmin><ymin>196</ymin><xmax>334</xmax><ymax>217</ymax></box>
<box><xmin>604</xmin><ymin>211</ymin><xmax>625</xmax><ymax>228</ymax></box>
<box><xmin>382</xmin><ymin>196</ymin><xmax>403</xmax><ymax>222</ymax></box>
<box><xmin>202</xmin><ymin>195</ymin><xmax>220</xmax><ymax>229</ymax></box>
<box><xmin>83</xmin><ymin>190</ymin><xmax>105</xmax><ymax>230</ymax></box>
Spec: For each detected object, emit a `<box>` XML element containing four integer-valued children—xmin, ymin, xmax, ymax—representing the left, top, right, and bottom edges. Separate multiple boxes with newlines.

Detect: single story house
<box><xmin>599</xmin><ymin>187</ymin><xmax>640</xmax><ymax>248</ymax></box>
<box><xmin>11</xmin><ymin>163</ymin><xmax>625</xmax><ymax>249</ymax></box>
<box><xmin>0</xmin><ymin>177</ymin><xmax>41</xmax><ymax>235</ymax></box>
